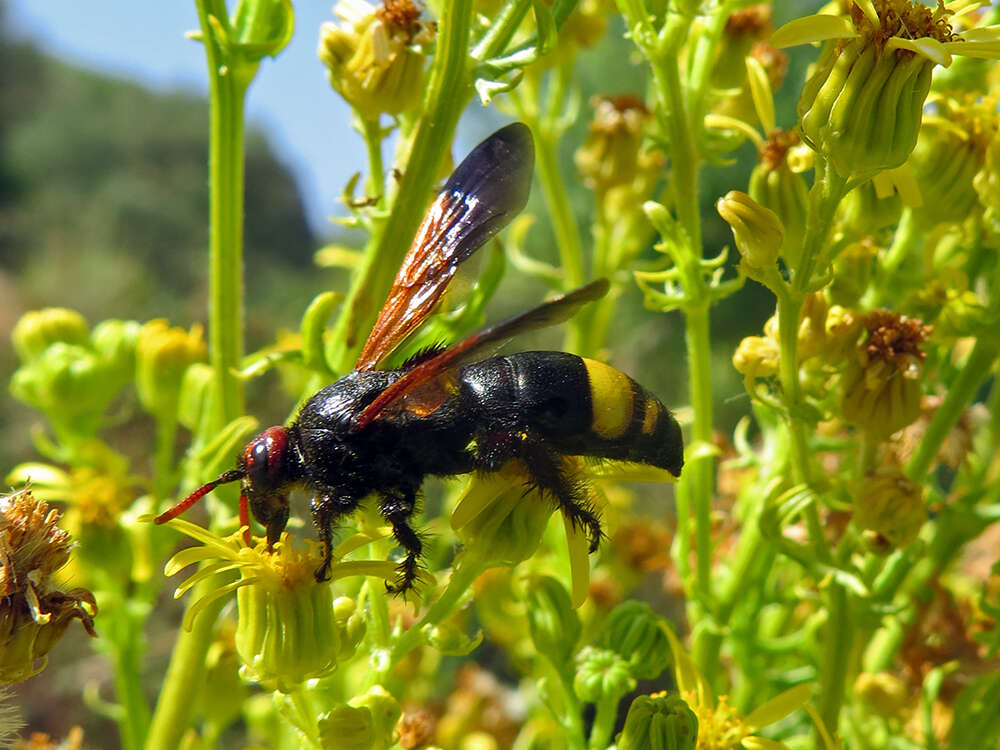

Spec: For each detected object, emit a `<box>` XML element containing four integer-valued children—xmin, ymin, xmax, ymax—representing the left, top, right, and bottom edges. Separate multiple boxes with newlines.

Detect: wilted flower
<box><xmin>0</xmin><ymin>489</ymin><xmax>97</xmax><ymax>684</ymax></box>
<box><xmin>841</xmin><ymin>310</ymin><xmax>930</xmax><ymax>438</ymax></box>
<box><xmin>575</xmin><ymin>95</ymin><xmax>654</xmax><ymax>192</ymax></box>
<box><xmin>854</xmin><ymin>467</ymin><xmax>925</xmax><ymax>549</ymax></box>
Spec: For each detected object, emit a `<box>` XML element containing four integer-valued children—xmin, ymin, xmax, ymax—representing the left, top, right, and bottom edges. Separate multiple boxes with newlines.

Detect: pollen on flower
<box><xmin>760</xmin><ymin>129</ymin><xmax>801</xmax><ymax>171</ymax></box>
<box><xmin>862</xmin><ymin>310</ymin><xmax>931</xmax><ymax>372</ymax></box>
<box><xmin>375</xmin><ymin>0</ymin><xmax>426</xmax><ymax>38</ymax></box>
<box><xmin>852</xmin><ymin>0</ymin><xmax>959</xmax><ymax>48</ymax></box>
<box><xmin>686</xmin><ymin>692</ymin><xmax>747</xmax><ymax>750</ymax></box>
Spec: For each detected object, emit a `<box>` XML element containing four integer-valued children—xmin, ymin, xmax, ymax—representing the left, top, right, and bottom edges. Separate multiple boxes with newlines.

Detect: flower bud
<box><xmin>11</xmin><ymin>308</ymin><xmax>89</xmax><ymax>363</ymax></box>
<box><xmin>318</xmin><ymin>704</ymin><xmax>375</xmax><ymax>750</ymax></box>
<box><xmin>854</xmin><ymin>467</ymin><xmax>925</xmax><ymax>548</ymax></box>
<box><xmin>90</xmin><ymin>319</ymin><xmax>141</xmax><ymax>383</ymax></box>
<box><xmin>319</xmin><ymin>0</ymin><xmax>434</xmax><ymax>119</ymax></box>
<box><xmin>573</xmin><ymin>646</ymin><xmax>635</xmax><ymax>702</ymax></box>
<box><xmin>596</xmin><ymin>600</ymin><xmax>670</xmax><ymax>680</ymax></box>
<box><xmin>231</xmin><ymin>0</ymin><xmax>294</xmax><ymax>62</ymax></box>
<box><xmin>575</xmin><ymin>95</ymin><xmax>652</xmax><ymax>192</ymax></box>
<box><xmin>525</xmin><ymin>575</ymin><xmax>581</xmax><ymax>668</ymax></box>
<box><xmin>616</xmin><ymin>692</ymin><xmax>699</xmax><ymax>750</ymax></box>
<box><xmin>855</xmin><ymin>672</ymin><xmax>907</xmax><ymax>718</ymax></box>
<box><xmin>0</xmin><ymin>489</ymin><xmax>97</xmax><ymax>684</ymax></box>
<box><xmin>136</xmin><ymin>319</ymin><xmax>206</xmax><ymax>420</ymax></box>
<box><xmin>349</xmin><ymin>685</ymin><xmax>401</xmax><ymax>750</ymax></box>
<box><xmin>841</xmin><ymin>311</ymin><xmax>930</xmax><ymax>438</ymax></box>
<box><xmin>836</xmin><ymin>181</ymin><xmax>903</xmax><ymax>237</ymax></box>
<box><xmin>717</xmin><ymin>190</ymin><xmax>783</xmax><ymax>270</ymax></box>
<box><xmin>733</xmin><ymin>335</ymin><xmax>779</xmax><ymax>379</ymax></box>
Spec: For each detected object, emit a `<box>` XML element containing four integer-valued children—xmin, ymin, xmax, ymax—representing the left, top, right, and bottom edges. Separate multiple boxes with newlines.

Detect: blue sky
<box><xmin>5</xmin><ymin>1</ymin><xmax>385</xmax><ymax>235</ymax></box>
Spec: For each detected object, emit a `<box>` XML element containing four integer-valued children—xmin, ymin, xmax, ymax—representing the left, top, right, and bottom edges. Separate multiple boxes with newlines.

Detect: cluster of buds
<box><xmin>0</xmin><ymin>490</ymin><xmax>96</xmax><ymax>684</ymax></box>
<box><xmin>841</xmin><ymin>310</ymin><xmax>931</xmax><ymax>438</ymax></box>
<box><xmin>11</xmin><ymin>309</ymin><xmax>139</xmax><ymax>438</ymax></box>
<box><xmin>318</xmin><ymin>0</ymin><xmax>434</xmax><ymax>120</ymax></box>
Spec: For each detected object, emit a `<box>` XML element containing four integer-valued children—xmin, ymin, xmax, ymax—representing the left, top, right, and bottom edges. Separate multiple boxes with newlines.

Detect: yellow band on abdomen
<box><xmin>582</xmin><ymin>358</ymin><xmax>634</xmax><ymax>439</ymax></box>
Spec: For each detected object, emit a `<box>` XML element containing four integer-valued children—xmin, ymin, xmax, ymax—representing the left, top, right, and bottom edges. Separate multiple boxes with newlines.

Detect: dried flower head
<box><xmin>0</xmin><ymin>490</ymin><xmax>97</xmax><ymax>684</ymax></box>
<box><xmin>575</xmin><ymin>95</ymin><xmax>653</xmax><ymax>191</ymax></box>
<box><xmin>841</xmin><ymin>311</ymin><xmax>930</xmax><ymax>437</ymax></box>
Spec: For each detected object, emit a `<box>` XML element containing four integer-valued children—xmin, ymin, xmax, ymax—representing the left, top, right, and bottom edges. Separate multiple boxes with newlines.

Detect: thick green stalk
<box><xmin>328</xmin><ymin>0</ymin><xmax>475</xmax><ymax>370</ymax></box>
<box><xmin>110</xmin><ymin>608</ymin><xmax>151</xmax><ymax>750</ymax></box>
<box><xmin>147</xmin><ymin>3</ymin><xmax>250</xmax><ymax>746</ymax></box>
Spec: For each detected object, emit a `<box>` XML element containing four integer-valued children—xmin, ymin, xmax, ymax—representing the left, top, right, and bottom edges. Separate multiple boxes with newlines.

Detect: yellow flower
<box><xmin>773</xmin><ymin>0</ymin><xmax>1000</xmax><ymax>183</ymax></box>
<box><xmin>155</xmin><ymin>516</ymin><xmax>396</xmax><ymax>691</ymax></box>
<box><xmin>660</xmin><ymin>622</ymin><xmax>813</xmax><ymax>750</ymax></box>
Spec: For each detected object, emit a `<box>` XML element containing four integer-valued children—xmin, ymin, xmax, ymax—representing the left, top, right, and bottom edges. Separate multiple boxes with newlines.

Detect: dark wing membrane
<box><xmin>353</xmin><ymin>279</ymin><xmax>610</xmax><ymax>430</ymax></box>
<box><xmin>355</xmin><ymin>122</ymin><xmax>535</xmax><ymax>371</ymax></box>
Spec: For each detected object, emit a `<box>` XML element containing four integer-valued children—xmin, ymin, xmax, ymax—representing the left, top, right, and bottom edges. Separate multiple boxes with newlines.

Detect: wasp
<box><xmin>155</xmin><ymin>123</ymin><xmax>683</xmax><ymax>593</ymax></box>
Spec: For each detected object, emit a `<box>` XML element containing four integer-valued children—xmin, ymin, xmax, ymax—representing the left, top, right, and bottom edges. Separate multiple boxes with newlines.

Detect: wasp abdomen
<box><xmin>461</xmin><ymin>352</ymin><xmax>683</xmax><ymax>477</ymax></box>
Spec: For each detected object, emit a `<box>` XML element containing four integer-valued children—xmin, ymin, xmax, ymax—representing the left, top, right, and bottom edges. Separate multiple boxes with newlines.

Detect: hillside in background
<box><xmin>0</xmin><ymin>14</ymin><xmax>330</xmax><ymax>470</ymax></box>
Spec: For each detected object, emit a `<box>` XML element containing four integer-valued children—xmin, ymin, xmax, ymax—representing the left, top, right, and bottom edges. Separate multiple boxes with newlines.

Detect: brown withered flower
<box><xmin>0</xmin><ymin>489</ymin><xmax>96</xmax><ymax>684</ymax></box>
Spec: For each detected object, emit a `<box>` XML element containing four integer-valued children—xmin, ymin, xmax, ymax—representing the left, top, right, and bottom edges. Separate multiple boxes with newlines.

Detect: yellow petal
<box><xmin>742</xmin><ymin>736</ymin><xmax>795</xmax><ymax>750</ymax></box>
<box><xmin>959</xmin><ymin>24</ymin><xmax>1000</xmax><ymax>41</ymax></box>
<box><xmin>943</xmin><ymin>40</ymin><xmax>1000</xmax><ymax>58</ymax></box>
<box><xmin>744</xmin><ymin>683</ymin><xmax>813</xmax><ymax>730</ymax></box>
<box><xmin>886</xmin><ymin>37</ymin><xmax>951</xmax><ymax>66</ymax></box>
<box><xmin>771</xmin><ymin>14</ymin><xmax>857</xmax><ymax>48</ymax></box>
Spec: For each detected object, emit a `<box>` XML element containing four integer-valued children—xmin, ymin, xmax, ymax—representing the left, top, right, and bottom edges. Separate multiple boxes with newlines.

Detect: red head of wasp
<box><xmin>155</xmin><ymin>122</ymin><xmax>684</xmax><ymax>593</ymax></box>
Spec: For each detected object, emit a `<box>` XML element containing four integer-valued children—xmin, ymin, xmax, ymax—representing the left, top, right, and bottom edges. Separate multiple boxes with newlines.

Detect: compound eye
<box><xmin>242</xmin><ymin>426</ymin><xmax>288</xmax><ymax>493</ymax></box>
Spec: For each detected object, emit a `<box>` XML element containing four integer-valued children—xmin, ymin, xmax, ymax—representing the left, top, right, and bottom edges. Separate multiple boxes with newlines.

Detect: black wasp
<box><xmin>156</xmin><ymin>123</ymin><xmax>684</xmax><ymax>593</ymax></box>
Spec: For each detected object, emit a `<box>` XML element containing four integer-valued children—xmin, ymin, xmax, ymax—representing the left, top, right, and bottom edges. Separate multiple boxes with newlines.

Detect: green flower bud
<box><xmin>575</xmin><ymin>95</ymin><xmax>652</xmax><ymax>192</ymax></box>
<box><xmin>231</xmin><ymin>0</ymin><xmax>294</xmax><ymax>61</ymax></box>
<box><xmin>319</xmin><ymin>704</ymin><xmax>375</xmax><ymax>750</ymax></box>
<box><xmin>136</xmin><ymin>319</ymin><xmax>206</xmax><ymax>419</ymax></box>
<box><xmin>333</xmin><ymin>596</ymin><xmax>367</xmax><ymax>660</ymax></box>
<box><xmin>10</xmin><ymin>343</ymin><xmax>120</xmax><ymax>433</ymax></box>
<box><xmin>799</xmin><ymin>16</ymin><xmax>938</xmax><ymax>181</ymax></box>
<box><xmin>854</xmin><ymin>468</ymin><xmax>925</xmax><ymax>548</ymax></box>
<box><xmin>596</xmin><ymin>601</ymin><xmax>670</xmax><ymax>680</ymax></box>
<box><xmin>717</xmin><ymin>190</ymin><xmax>783</xmax><ymax>270</ymax></box>
<box><xmin>318</xmin><ymin>0</ymin><xmax>434</xmax><ymax>119</ymax></box>
<box><xmin>90</xmin><ymin>319</ymin><xmax>141</xmax><ymax>383</ymax></box>
<box><xmin>348</xmin><ymin>685</ymin><xmax>401</xmax><ymax>750</ymax></box>
<box><xmin>11</xmin><ymin>308</ymin><xmax>89</xmax><ymax>363</ymax></box>
<box><xmin>616</xmin><ymin>693</ymin><xmax>698</xmax><ymax>750</ymax></box>
<box><xmin>0</xmin><ymin>490</ymin><xmax>97</xmax><ymax>684</ymax></box>
<box><xmin>748</xmin><ymin>131</ymin><xmax>809</xmax><ymax>268</ymax></box>
<box><xmin>574</xmin><ymin>647</ymin><xmax>635</xmax><ymax>703</ymax></box>
<box><xmin>525</xmin><ymin>575</ymin><xmax>581</xmax><ymax>667</ymax></box>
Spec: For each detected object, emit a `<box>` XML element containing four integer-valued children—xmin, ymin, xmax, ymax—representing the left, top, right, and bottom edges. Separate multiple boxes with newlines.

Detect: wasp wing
<box><xmin>353</xmin><ymin>279</ymin><xmax>610</xmax><ymax>429</ymax></box>
<box><xmin>355</xmin><ymin>122</ymin><xmax>535</xmax><ymax>371</ymax></box>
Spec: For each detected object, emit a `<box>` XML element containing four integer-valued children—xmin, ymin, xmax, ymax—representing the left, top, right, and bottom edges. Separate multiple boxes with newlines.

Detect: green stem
<box><xmin>589</xmin><ymin>695</ymin><xmax>621</xmax><ymax>750</ymax></box>
<box><xmin>906</xmin><ymin>336</ymin><xmax>1000</xmax><ymax>483</ymax></box>
<box><xmin>328</xmin><ymin>0</ymin><xmax>475</xmax><ymax>371</ymax></box>
<box><xmin>868</xmin><ymin>207</ymin><xmax>920</xmax><ymax>307</ymax></box>
<box><xmin>111</xmin><ymin>610</ymin><xmax>151</xmax><ymax>750</ymax></box>
<box><xmin>386</xmin><ymin>558</ymin><xmax>485</xmax><ymax>674</ymax></box>
<box><xmin>148</xmin><ymin>3</ymin><xmax>253</xmax><ymax>745</ymax></box>
<box><xmin>152</xmin><ymin>416</ymin><xmax>178</xmax><ymax>502</ymax></box>
<box><xmin>360</xmin><ymin>117</ymin><xmax>386</xmax><ymax>210</ymax></box>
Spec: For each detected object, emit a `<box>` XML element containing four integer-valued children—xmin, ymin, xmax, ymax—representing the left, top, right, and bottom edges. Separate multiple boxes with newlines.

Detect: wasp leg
<box><xmin>310</xmin><ymin>495</ymin><xmax>344</xmax><ymax>582</ymax></box>
<box><xmin>379</xmin><ymin>490</ymin><xmax>423</xmax><ymax>595</ymax></box>
<box><xmin>518</xmin><ymin>439</ymin><xmax>604</xmax><ymax>553</ymax></box>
